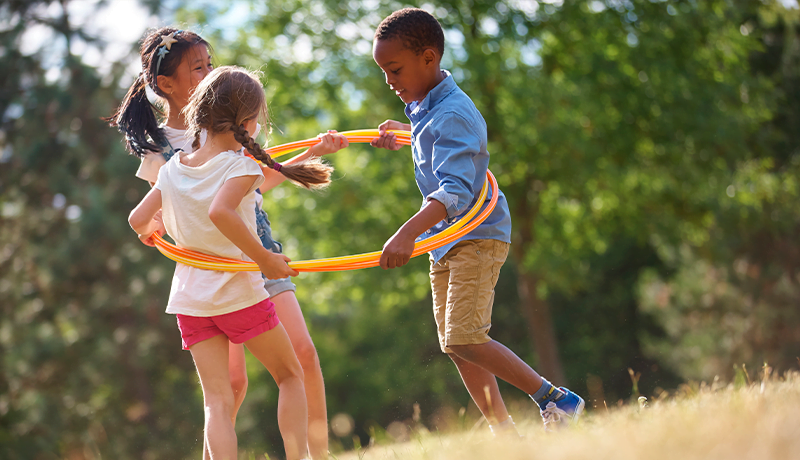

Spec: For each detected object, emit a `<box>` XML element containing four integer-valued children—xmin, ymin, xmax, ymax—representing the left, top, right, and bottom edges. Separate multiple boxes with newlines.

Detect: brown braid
<box><xmin>185</xmin><ymin>66</ymin><xmax>333</xmax><ymax>189</ymax></box>
<box><xmin>232</xmin><ymin>124</ymin><xmax>332</xmax><ymax>189</ymax></box>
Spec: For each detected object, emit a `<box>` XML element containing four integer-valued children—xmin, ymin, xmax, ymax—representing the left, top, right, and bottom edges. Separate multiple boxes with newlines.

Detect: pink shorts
<box><xmin>176</xmin><ymin>298</ymin><xmax>280</xmax><ymax>350</ymax></box>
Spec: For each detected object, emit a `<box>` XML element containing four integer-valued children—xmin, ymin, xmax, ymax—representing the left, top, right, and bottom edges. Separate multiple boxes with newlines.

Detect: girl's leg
<box><xmin>245</xmin><ymin>323</ymin><xmax>308</xmax><ymax>460</ymax></box>
<box><xmin>190</xmin><ymin>335</ymin><xmax>238</xmax><ymax>460</ymax></box>
<box><xmin>204</xmin><ymin>342</ymin><xmax>248</xmax><ymax>460</ymax></box>
<box><xmin>272</xmin><ymin>291</ymin><xmax>328</xmax><ymax>459</ymax></box>
<box><xmin>228</xmin><ymin>341</ymin><xmax>248</xmax><ymax>425</ymax></box>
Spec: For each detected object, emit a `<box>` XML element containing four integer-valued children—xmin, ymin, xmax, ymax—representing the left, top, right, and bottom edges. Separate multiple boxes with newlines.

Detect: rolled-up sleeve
<box><xmin>427</xmin><ymin>112</ymin><xmax>479</xmax><ymax>220</ymax></box>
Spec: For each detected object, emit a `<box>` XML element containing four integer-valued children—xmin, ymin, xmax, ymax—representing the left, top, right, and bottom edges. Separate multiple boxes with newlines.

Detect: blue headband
<box><xmin>154</xmin><ymin>30</ymin><xmax>183</xmax><ymax>85</ymax></box>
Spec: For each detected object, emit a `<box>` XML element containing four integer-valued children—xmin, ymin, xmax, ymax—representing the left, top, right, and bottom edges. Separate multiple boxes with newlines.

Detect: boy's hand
<box><xmin>308</xmin><ymin>130</ymin><xmax>349</xmax><ymax>156</ymax></box>
<box><xmin>379</xmin><ymin>230</ymin><xmax>415</xmax><ymax>269</ymax></box>
<box><xmin>371</xmin><ymin>120</ymin><xmax>410</xmax><ymax>151</ymax></box>
<box><xmin>257</xmin><ymin>251</ymin><xmax>300</xmax><ymax>279</ymax></box>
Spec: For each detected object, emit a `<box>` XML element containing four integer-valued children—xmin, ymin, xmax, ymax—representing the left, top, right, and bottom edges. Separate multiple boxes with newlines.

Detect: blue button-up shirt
<box><xmin>405</xmin><ymin>70</ymin><xmax>512</xmax><ymax>263</ymax></box>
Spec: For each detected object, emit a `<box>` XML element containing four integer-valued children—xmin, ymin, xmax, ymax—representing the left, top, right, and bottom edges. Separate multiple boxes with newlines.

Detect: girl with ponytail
<box><xmin>112</xmin><ymin>28</ymin><xmax>343</xmax><ymax>459</ymax></box>
<box><xmin>128</xmin><ymin>65</ymin><xmax>339</xmax><ymax>460</ymax></box>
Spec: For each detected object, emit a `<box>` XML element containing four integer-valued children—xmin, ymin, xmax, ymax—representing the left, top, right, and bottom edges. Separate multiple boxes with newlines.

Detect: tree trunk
<box><xmin>515</xmin><ymin>269</ymin><xmax>567</xmax><ymax>385</ymax></box>
<box><xmin>511</xmin><ymin>192</ymin><xmax>567</xmax><ymax>385</ymax></box>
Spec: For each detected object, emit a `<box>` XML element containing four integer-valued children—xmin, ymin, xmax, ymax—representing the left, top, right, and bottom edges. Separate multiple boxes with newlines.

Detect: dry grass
<box><xmin>333</xmin><ymin>372</ymin><xmax>800</xmax><ymax>460</ymax></box>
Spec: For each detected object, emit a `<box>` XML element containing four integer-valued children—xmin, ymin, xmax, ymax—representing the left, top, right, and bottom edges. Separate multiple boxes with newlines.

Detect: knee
<box><xmin>448</xmin><ymin>344</ymin><xmax>479</xmax><ymax>362</ymax></box>
<box><xmin>230</xmin><ymin>370</ymin><xmax>248</xmax><ymax>397</ymax></box>
<box><xmin>204</xmin><ymin>387</ymin><xmax>235</xmax><ymax>416</ymax></box>
<box><xmin>293</xmin><ymin>340</ymin><xmax>320</xmax><ymax>372</ymax></box>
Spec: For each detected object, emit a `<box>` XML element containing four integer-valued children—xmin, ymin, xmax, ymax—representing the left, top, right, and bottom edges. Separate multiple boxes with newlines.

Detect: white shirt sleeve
<box><xmin>136</xmin><ymin>151</ymin><xmax>167</xmax><ymax>184</ymax></box>
<box><xmin>226</xmin><ymin>156</ymin><xmax>265</xmax><ymax>195</ymax></box>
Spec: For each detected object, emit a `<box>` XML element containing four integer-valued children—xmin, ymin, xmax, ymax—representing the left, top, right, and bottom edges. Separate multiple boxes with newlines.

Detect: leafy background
<box><xmin>1</xmin><ymin>0</ymin><xmax>799</xmax><ymax>458</ymax></box>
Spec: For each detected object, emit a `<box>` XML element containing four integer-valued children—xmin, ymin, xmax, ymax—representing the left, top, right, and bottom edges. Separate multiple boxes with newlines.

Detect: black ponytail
<box><xmin>106</xmin><ymin>73</ymin><xmax>166</xmax><ymax>157</ymax></box>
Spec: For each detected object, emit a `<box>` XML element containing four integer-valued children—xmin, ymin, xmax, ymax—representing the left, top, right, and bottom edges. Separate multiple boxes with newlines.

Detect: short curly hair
<box><xmin>374</xmin><ymin>8</ymin><xmax>445</xmax><ymax>56</ymax></box>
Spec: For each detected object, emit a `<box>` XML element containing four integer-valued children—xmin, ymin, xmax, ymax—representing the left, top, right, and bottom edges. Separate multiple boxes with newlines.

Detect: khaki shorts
<box><xmin>430</xmin><ymin>239</ymin><xmax>510</xmax><ymax>353</ymax></box>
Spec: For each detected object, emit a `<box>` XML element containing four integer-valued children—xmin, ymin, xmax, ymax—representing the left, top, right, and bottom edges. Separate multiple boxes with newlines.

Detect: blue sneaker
<box><xmin>540</xmin><ymin>387</ymin><xmax>584</xmax><ymax>431</ymax></box>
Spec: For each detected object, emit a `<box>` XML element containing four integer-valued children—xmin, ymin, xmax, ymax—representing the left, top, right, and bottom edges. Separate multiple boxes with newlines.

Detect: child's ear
<box><xmin>156</xmin><ymin>75</ymin><xmax>174</xmax><ymax>96</ymax></box>
<box><xmin>423</xmin><ymin>48</ymin><xmax>438</xmax><ymax>67</ymax></box>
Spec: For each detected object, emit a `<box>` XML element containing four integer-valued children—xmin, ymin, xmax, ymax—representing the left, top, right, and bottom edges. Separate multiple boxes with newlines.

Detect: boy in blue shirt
<box><xmin>370</xmin><ymin>8</ymin><xmax>584</xmax><ymax>433</ymax></box>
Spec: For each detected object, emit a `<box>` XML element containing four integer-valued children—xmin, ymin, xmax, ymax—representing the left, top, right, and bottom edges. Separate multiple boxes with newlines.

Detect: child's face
<box><xmin>373</xmin><ymin>38</ymin><xmax>439</xmax><ymax>104</ymax></box>
<box><xmin>159</xmin><ymin>44</ymin><xmax>213</xmax><ymax>109</ymax></box>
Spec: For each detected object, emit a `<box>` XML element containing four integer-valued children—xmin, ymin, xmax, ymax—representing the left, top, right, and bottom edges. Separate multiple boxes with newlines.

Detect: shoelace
<box><xmin>541</xmin><ymin>401</ymin><xmax>569</xmax><ymax>431</ymax></box>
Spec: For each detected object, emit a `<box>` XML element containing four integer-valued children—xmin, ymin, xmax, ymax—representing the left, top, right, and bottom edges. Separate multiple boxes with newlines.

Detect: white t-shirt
<box><xmin>136</xmin><ymin>125</ymin><xmax>265</xmax><ymax>212</ymax></box>
<box><xmin>154</xmin><ymin>150</ymin><xmax>268</xmax><ymax>317</ymax></box>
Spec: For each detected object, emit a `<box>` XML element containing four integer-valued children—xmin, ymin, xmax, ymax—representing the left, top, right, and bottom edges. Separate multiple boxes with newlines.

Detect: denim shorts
<box><xmin>255</xmin><ymin>205</ymin><xmax>297</xmax><ymax>297</ymax></box>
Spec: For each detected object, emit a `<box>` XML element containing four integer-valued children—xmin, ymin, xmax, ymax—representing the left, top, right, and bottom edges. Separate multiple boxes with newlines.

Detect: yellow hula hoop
<box><xmin>151</xmin><ymin>129</ymin><xmax>499</xmax><ymax>273</ymax></box>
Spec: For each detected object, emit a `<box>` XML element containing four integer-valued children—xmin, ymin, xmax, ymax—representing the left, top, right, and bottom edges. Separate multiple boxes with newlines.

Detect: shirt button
<box><xmin>427</xmin><ymin>230</ymin><xmax>432</xmax><ymax>234</ymax></box>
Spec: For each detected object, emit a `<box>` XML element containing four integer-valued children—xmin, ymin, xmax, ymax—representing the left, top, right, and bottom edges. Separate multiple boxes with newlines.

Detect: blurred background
<box><xmin>1</xmin><ymin>0</ymin><xmax>799</xmax><ymax>458</ymax></box>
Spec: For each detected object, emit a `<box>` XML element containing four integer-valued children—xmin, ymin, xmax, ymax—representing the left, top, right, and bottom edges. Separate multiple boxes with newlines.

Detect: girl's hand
<box><xmin>371</xmin><ymin>119</ymin><xmax>410</xmax><ymax>151</ymax></box>
<box><xmin>137</xmin><ymin>211</ymin><xmax>166</xmax><ymax>246</ymax></box>
<box><xmin>257</xmin><ymin>251</ymin><xmax>300</xmax><ymax>279</ymax></box>
<box><xmin>308</xmin><ymin>130</ymin><xmax>349</xmax><ymax>156</ymax></box>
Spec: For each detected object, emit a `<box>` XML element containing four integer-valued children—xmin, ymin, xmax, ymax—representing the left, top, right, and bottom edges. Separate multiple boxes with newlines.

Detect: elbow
<box><xmin>208</xmin><ymin>204</ymin><xmax>226</xmax><ymax>225</ymax></box>
<box><xmin>128</xmin><ymin>209</ymin><xmax>146</xmax><ymax>233</ymax></box>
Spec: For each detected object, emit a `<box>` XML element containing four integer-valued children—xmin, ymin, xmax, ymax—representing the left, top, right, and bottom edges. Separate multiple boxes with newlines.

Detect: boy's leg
<box><xmin>448</xmin><ymin>341</ymin><xmax>543</xmax><ymax>395</ymax></box>
<box><xmin>435</xmin><ymin>239</ymin><xmax>582</xmax><ymax>428</ymax></box>
<box><xmin>431</xmin><ymin>241</ymin><xmax>511</xmax><ymax>427</ymax></box>
<box><xmin>189</xmin><ymin>335</ymin><xmax>238</xmax><ymax>460</ymax></box>
<box><xmin>448</xmin><ymin>353</ymin><xmax>509</xmax><ymax>424</ymax></box>
<box><xmin>228</xmin><ymin>341</ymin><xmax>248</xmax><ymax>426</ymax></box>
<box><xmin>272</xmin><ymin>290</ymin><xmax>328</xmax><ymax>460</ymax></box>
<box><xmin>245</xmin><ymin>323</ymin><xmax>309</xmax><ymax>460</ymax></box>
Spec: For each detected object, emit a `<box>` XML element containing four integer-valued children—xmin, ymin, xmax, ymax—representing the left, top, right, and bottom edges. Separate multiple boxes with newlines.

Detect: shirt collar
<box><xmin>406</xmin><ymin>70</ymin><xmax>456</xmax><ymax>117</ymax></box>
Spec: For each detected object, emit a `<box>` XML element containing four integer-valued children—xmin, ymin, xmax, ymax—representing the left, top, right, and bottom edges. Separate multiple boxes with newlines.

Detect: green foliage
<box><xmin>2</xmin><ymin>0</ymin><xmax>799</xmax><ymax>458</ymax></box>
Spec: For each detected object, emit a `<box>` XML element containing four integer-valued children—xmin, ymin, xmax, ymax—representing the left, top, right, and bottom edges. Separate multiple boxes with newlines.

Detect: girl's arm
<box><xmin>258</xmin><ymin>131</ymin><xmax>348</xmax><ymax>192</ymax></box>
<box><xmin>129</xmin><ymin>188</ymin><xmax>166</xmax><ymax>246</ymax></box>
<box><xmin>209</xmin><ymin>175</ymin><xmax>299</xmax><ymax>279</ymax></box>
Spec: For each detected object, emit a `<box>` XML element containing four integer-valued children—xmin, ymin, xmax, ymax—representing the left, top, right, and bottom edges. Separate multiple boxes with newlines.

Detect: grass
<box><xmin>333</xmin><ymin>371</ymin><xmax>800</xmax><ymax>460</ymax></box>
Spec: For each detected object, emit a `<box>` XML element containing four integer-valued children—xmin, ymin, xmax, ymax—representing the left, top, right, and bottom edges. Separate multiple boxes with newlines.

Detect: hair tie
<box><xmin>272</xmin><ymin>162</ymin><xmax>282</xmax><ymax>172</ymax></box>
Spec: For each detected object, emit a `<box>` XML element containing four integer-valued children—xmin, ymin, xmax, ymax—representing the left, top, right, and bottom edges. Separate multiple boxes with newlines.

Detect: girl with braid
<box><xmin>109</xmin><ymin>28</ymin><xmax>342</xmax><ymax>459</ymax></box>
<box><xmin>129</xmin><ymin>66</ymin><xmax>330</xmax><ymax>460</ymax></box>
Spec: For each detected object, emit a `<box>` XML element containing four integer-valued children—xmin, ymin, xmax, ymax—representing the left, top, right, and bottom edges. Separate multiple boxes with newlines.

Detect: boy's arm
<box><xmin>129</xmin><ymin>187</ymin><xmax>166</xmax><ymax>247</ymax></box>
<box><xmin>380</xmin><ymin>113</ymin><xmax>482</xmax><ymax>269</ymax></box>
<box><xmin>257</xmin><ymin>131</ymin><xmax>348</xmax><ymax>192</ymax></box>
<box><xmin>427</xmin><ymin>113</ymin><xmax>482</xmax><ymax>221</ymax></box>
<box><xmin>209</xmin><ymin>175</ymin><xmax>299</xmax><ymax>279</ymax></box>
<box><xmin>380</xmin><ymin>199</ymin><xmax>447</xmax><ymax>269</ymax></box>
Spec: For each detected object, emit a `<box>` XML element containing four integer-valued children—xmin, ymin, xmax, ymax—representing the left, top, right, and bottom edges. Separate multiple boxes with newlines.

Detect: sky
<box><xmin>10</xmin><ymin>0</ymin><xmax>800</xmax><ymax>83</ymax></box>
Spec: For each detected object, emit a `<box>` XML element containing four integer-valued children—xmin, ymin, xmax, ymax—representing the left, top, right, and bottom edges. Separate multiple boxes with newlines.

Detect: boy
<box><xmin>370</xmin><ymin>8</ymin><xmax>584</xmax><ymax>433</ymax></box>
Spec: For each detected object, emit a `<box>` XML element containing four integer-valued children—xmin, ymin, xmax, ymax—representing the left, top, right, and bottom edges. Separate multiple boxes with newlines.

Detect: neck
<box><xmin>164</xmin><ymin>98</ymin><xmax>186</xmax><ymax>130</ymax></box>
<box><xmin>203</xmin><ymin>131</ymin><xmax>242</xmax><ymax>154</ymax></box>
<box><xmin>419</xmin><ymin>69</ymin><xmax>446</xmax><ymax>103</ymax></box>
<box><xmin>181</xmin><ymin>131</ymin><xmax>240</xmax><ymax>167</ymax></box>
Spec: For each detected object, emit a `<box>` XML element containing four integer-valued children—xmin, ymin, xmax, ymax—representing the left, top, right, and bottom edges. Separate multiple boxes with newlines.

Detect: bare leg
<box><xmin>272</xmin><ymin>291</ymin><xmax>328</xmax><ymax>459</ymax></box>
<box><xmin>245</xmin><ymin>323</ymin><xmax>308</xmax><ymax>460</ymax></box>
<box><xmin>449</xmin><ymin>353</ymin><xmax>510</xmax><ymax>424</ymax></box>
<box><xmin>228</xmin><ymin>341</ymin><xmax>248</xmax><ymax>425</ymax></box>
<box><xmin>203</xmin><ymin>342</ymin><xmax>248</xmax><ymax>460</ymax></box>
<box><xmin>449</xmin><ymin>341</ymin><xmax>544</xmax><ymax>394</ymax></box>
<box><xmin>190</xmin><ymin>335</ymin><xmax>238</xmax><ymax>460</ymax></box>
